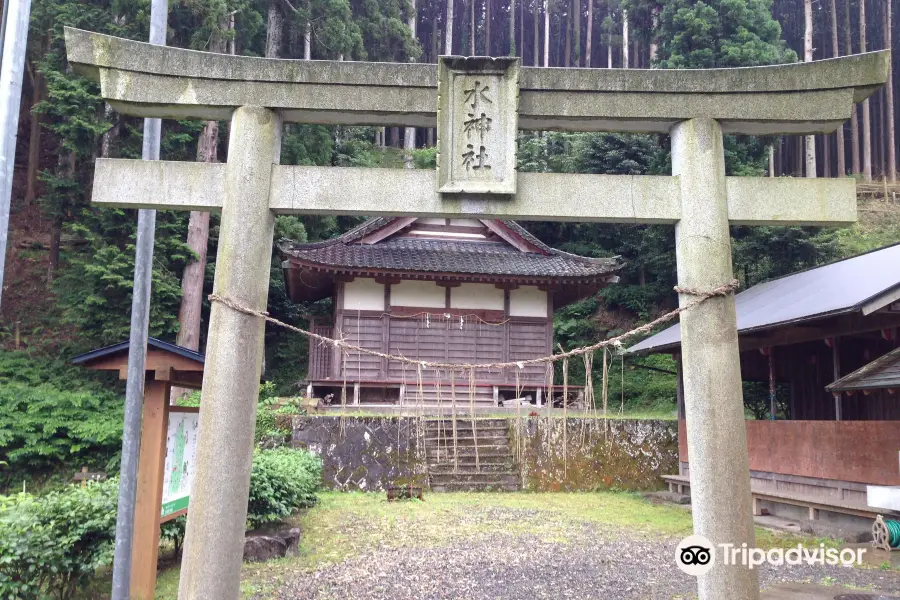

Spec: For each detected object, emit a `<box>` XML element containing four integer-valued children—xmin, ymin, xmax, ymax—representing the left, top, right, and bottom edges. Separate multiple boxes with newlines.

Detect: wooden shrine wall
<box><xmin>678</xmin><ymin>419</ymin><xmax>900</xmax><ymax>486</ymax></box>
<box><xmin>321</xmin><ymin>310</ymin><xmax>551</xmax><ymax>384</ymax></box>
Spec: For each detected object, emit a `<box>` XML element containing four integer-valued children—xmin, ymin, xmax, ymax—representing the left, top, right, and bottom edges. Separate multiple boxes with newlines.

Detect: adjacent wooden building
<box><xmin>281</xmin><ymin>218</ymin><xmax>621</xmax><ymax>406</ymax></box>
<box><xmin>631</xmin><ymin>243</ymin><xmax>900</xmax><ymax>523</ymax></box>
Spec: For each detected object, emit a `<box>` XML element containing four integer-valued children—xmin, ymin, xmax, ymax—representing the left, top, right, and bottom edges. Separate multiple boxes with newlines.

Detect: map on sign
<box><xmin>161</xmin><ymin>411</ymin><xmax>199</xmax><ymax>520</ymax></box>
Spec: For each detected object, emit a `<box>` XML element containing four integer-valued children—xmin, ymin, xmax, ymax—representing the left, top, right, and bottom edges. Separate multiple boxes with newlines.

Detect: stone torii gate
<box><xmin>65</xmin><ymin>28</ymin><xmax>888</xmax><ymax>600</ymax></box>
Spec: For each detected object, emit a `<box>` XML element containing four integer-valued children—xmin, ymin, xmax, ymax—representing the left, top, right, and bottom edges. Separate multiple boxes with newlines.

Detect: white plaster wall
<box><xmin>510</xmin><ymin>286</ymin><xmax>548</xmax><ymax>317</ymax></box>
<box><xmin>342</xmin><ymin>278</ymin><xmax>385</xmax><ymax>311</ymax></box>
<box><xmin>450</xmin><ymin>283</ymin><xmax>504</xmax><ymax>310</ymax></box>
<box><xmin>449</xmin><ymin>219</ymin><xmax>483</xmax><ymax>228</ymax></box>
<box><xmin>418</xmin><ymin>218</ymin><xmax>446</xmax><ymax>226</ymax></box>
<box><xmin>391</xmin><ymin>280</ymin><xmax>446</xmax><ymax>308</ymax></box>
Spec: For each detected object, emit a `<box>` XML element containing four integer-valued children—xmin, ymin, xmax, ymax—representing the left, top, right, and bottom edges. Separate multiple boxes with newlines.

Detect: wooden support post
<box><xmin>535</xmin><ymin>388</ymin><xmax>542</xmax><ymax>407</ymax></box>
<box><xmin>675</xmin><ymin>353</ymin><xmax>685</xmax><ymax>420</ymax></box>
<box><xmin>399</xmin><ymin>383</ymin><xmax>406</xmax><ymax>406</ymax></box>
<box><xmin>130</xmin><ymin>379</ymin><xmax>171</xmax><ymax>600</ymax></box>
<box><xmin>767</xmin><ymin>347</ymin><xmax>776</xmax><ymax>420</ymax></box>
<box><xmin>808</xmin><ymin>506</ymin><xmax>820</xmax><ymax>520</ymax></box>
<box><xmin>831</xmin><ymin>337</ymin><xmax>842</xmax><ymax>421</ymax></box>
<box><xmin>752</xmin><ymin>496</ymin><xmax>762</xmax><ymax>516</ymax></box>
<box><xmin>353</xmin><ymin>382</ymin><xmax>360</xmax><ymax>405</ymax></box>
<box><xmin>493</xmin><ymin>386</ymin><xmax>499</xmax><ymax>406</ymax></box>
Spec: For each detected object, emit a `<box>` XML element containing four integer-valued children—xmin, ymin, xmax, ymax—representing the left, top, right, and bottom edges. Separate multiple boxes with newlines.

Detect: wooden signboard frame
<box><xmin>72</xmin><ymin>339</ymin><xmax>204</xmax><ymax>600</ymax></box>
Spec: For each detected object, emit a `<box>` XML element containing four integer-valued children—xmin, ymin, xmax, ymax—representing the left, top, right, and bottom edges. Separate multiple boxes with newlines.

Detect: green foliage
<box><xmin>246</xmin><ymin>448</ymin><xmax>322</xmax><ymax>528</ymax></box>
<box><xmin>0</xmin><ymin>351</ymin><xmax>123</xmax><ymax>482</ymax></box>
<box><xmin>742</xmin><ymin>381</ymin><xmax>790</xmax><ymax>420</ymax></box>
<box><xmin>654</xmin><ymin>0</ymin><xmax>798</xmax><ymax>68</ymax></box>
<box><xmin>412</xmin><ymin>147</ymin><xmax>437</xmax><ymax>169</ymax></box>
<box><xmin>349</xmin><ymin>0</ymin><xmax>420</xmax><ymax>61</ymax></box>
<box><xmin>54</xmin><ymin>209</ymin><xmax>190</xmax><ymax>348</ymax></box>
<box><xmin>653</xmin><ymin>0</ymin><xmax>798</xmax><ymax>174</ymax></box>
<box><xmin>0</xmin><ymin>479</ymin><xmax>118</xmax><ymax>600</ymax></box>
<box><xmin>254</xmin><ymin>383</ymin><xmax>306</xmax><ymax>445</ymax></box>
<box><xmin>160</xmin><ymin>515</ymin><xmax>187</xmax><ymax>557</ymax></box>
<box><xmin>731</xmin><ymin>225</ymin><xmax>840</xmax><ymax>288</ymax></box>
<box><xmin>282</xmin><ymin>125</ymin><xmax>335</xmax><ymax>166</ymax></box>
<box><xmin>0</xmin><ymin>382</ymin><xmax>123</xmax><ymax>479</ymax></box>
<box><xmin>606</xmin><ymin>354</ymin><xmax>679</xmax><ymax>416</ymax></box>
<box><xmin>0</xmin><ymin>452</ymin><xmax>319</xmax><ymax>596</ymax></box>
<box><xmin>0</xmin><ymin>349</ymin><xmax>112</xmax><ymax>391</ymax></box>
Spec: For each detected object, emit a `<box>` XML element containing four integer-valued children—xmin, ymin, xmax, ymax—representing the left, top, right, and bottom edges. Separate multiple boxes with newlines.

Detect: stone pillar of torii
<box><xmin>65</xmin><ymin>28</ymin><xmax>888</xmax><ymax>600</ymax></box>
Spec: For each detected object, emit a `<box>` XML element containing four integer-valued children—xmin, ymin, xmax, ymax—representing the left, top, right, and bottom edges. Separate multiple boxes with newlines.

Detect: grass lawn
<box><xmin>153</xmin><ymin>491</ymin><xmax>836</xmax><ymax>599</ymax></box>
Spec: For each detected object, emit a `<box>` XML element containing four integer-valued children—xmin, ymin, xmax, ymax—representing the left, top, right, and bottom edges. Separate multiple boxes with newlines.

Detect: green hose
<box><xmin>887</xmin><ymin>519</ymin><xmax>900</xmax><ymax>549</ymax></box>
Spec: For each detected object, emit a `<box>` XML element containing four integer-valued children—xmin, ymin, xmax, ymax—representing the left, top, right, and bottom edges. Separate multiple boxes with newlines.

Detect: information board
<box><xmin>160</xmin><ymin>410</ymin><xmax>199</xmax><ymax>521</ymax></box>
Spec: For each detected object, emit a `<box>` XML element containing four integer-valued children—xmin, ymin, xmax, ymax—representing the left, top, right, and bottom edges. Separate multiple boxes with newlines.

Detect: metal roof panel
<box><xmin>629</xmin><ymin>242</ymin><xmax>900</xmax><ymax>353</ymax></box>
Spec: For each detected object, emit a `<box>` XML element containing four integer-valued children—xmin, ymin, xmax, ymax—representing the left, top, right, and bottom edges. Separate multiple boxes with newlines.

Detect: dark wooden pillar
<box><xmin>675</xmin><ymin>353</ymin><xmax>685</xmax><ymax>420</ymax></box>
<box><xmin>831</xmin><ymin>336</ymin><xmax>842</xmax><ymax>421</ymax></box>
<box><xmin>767</xmin><ymin>346</ymin><xmax>776</xmax><ymax>420</ymax></box>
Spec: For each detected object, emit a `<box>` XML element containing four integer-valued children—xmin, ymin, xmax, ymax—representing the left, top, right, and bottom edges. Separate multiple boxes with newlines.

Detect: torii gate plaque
<box><xmin>65</xmin><ymin>27</ymin><xmax>889</xmax><ymax>600</ymax></box>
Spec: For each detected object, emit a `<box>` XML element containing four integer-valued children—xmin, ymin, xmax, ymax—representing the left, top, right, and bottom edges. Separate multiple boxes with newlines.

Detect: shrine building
<box><xmin>280</xmin><ymin>217</ymin><xmax>622</xmax><ymax>407</ymax></box>
<box><xmin>630</xmin><ymin>243</ymin><xmax>900</xmax><ymax>524</ymax></box>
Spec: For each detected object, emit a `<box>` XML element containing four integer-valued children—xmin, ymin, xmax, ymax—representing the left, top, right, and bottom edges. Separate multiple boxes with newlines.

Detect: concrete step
<box><xmin>430</xmin><ymin>481</ymin><xmax>521</xmax><ymax>492</ymax></box>
<box><xmin>423</xmin><ymin>435</ymin><xmax>510</xmax><ymax>446</ymax></box>
<box><xmin>425</xmin><ymin>419</ymin><xmax>510</xmax><ymax>428</ymax></box>
<box><xmin>429</xmin><ymin>462</ymin><xmax>514</xmax><ymax>473</ymax></box>
<box><xmin>423</xmin><ymin>423</ymin><xmax>510</xmax><ymax>434</ymax></box>
<box><xmin>425</xmin><ymin>445</ymin><xmax>512</xmax><ymax>457</ymax></box>
<box><xmin>427</xmin><ymin>456</ymin><xmax>514</xmax><ymax>468</ymax></box>
<box><xmin>430</xmin><ymin>471</ymin><xmax>519</xmax><ymax>485</ymax></box>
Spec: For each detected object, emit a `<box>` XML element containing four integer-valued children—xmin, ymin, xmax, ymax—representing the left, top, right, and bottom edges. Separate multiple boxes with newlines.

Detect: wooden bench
<box><xmin>750</xmin><ymin>489</ymin><xmax>882</xmax><ymax>520</ymax></box>
<box><xmin>662</xmin><ymin>474</ymin><xmax>884</xmax><ymax>520</ymax></box>
<box><xmin>663</xmin><ymin>474</ymin><xmax>690</xmax><ymax>495</ymax></box>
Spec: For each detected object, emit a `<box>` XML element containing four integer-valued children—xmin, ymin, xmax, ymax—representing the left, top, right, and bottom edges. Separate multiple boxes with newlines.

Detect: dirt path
<box><xmin>265</xmin><ymin>494</ymin><xmax>900</xmax><ymax>600</ymax></box>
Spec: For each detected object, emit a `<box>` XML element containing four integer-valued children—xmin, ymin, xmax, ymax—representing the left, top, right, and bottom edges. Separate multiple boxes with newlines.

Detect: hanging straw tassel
<box><xmin>340</xmin><ymin>347</ymin><xmax>349</xmax><ymax>439</ymax></box>
<box><xmin>602</xmin><ymin>347</ymin><xmax>609</xmax><ymax>440</ymax></box>
<box><xmin>469</xmin><ymin>367</ymin><xmax>480</xmax><ymax>471</ymax></box>
<box><xmin>581</xmin><ymin>351</ymin><xmax>593</xmax><ymax>447</ymax></box>
<box><xmin>416</xmin><ymin>363</ymin><xmax>426</xmax><ymax>463</ymax></box>
<box><xmin>451</xmin><ymin>369</ymin><xmax>459</xmax><ymax>474</ymax></box>
<box><xmin>515</xmin><ymin>369</ymin><xmax>523</xmax><ymax>475</ymax></box>
<box><xmin>562</xmin><ymin>356</ymin><xmax>569</xmax><ymax>480</ymax></box>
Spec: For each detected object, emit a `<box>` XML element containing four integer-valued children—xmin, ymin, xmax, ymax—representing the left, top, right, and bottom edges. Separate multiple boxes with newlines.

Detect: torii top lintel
<box><xmin>64</xmin><ymin>27</ymin><xmax>889</xmax><ymax>136</ymax></box>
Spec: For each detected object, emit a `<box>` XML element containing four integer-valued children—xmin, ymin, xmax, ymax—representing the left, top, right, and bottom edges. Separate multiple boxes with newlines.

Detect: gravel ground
<box><xmin>275</xmin><ymin>506</ymin><xmax>900</xmax><ymax>600</ymax></box>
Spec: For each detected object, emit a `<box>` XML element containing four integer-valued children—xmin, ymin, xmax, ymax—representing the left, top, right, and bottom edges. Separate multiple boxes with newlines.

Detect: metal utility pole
<box><xmin>0</xmin><ymin>0</ymin><xmax>34</xmax><ymax>310</ymax></box>
<box><xmin>110</xmin><ymin>0</ymin><xmax>167</xmax><ymax>598</ymax></box>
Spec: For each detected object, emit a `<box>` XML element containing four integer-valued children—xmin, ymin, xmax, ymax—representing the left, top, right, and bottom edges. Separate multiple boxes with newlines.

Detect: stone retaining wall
<box><xmin>291</xmin><ymin>416</ymin><xmax>427</xmax><ymax>491</ymax></box>
<box><xmin>292</xmin><ymin>416</ymin><xmax>677</xmax><ymax>492</ymax></box>
<box><xmin>510</xmin><ymin>418</ymin><xmax>679</xmax><ymax>492</ymax></box>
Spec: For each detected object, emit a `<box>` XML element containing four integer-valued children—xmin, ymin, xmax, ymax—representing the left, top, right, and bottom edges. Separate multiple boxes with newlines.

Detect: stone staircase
<box><xmin>405</xmin><ymin>384</ymin><xmax>496</xmax><ymax>408</ymax></box>
<box><xmin>424</xmin><ymin>418</ymin><xmax>521</xmax><ymax>492</ymax></box>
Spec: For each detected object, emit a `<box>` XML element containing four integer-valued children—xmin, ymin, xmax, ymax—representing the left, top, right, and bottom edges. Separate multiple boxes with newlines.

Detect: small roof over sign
<box><xmin>72</xmin><ymin>337</ymin><xmax>204</xmax><ymax>366</ymax></box>
<box><xmin>629</xmin><ymin>242</ymin><xmax>900</xmax><ymax>354</ymax></box>
<box><xmin>827</xmin><ymin>346</ymin><xmax>900</xmax><ymax>393</ymax></box>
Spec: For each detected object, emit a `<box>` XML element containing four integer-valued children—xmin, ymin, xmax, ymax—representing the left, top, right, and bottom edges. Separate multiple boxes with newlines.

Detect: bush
<box><xmin>0</xmin><ymin>382</ymin><xmax>123</xmax><ymax>478</ymax></box>
<box><xmin>0</xmin><ymin>452</ymin><xmax>320</xmax><ymax>597</ymax></box>
<box><xmin>255</xmin><ymin>399</ymin><xmax>304</xmax><ymax>447</ymax></box>
<box><xmin>247</xmin><ymin>448</ymin><xmax>322</xmax><ymax>529</ymax></box>
<box><xmin>0</xmin><ymin>479</ymin><xmax>118</xmax><ymax>600</ymax></box>
<box><xmin>160</xmin><ymin>515</ymin><xmax>187</xmax><ymax>556</ymax></box>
